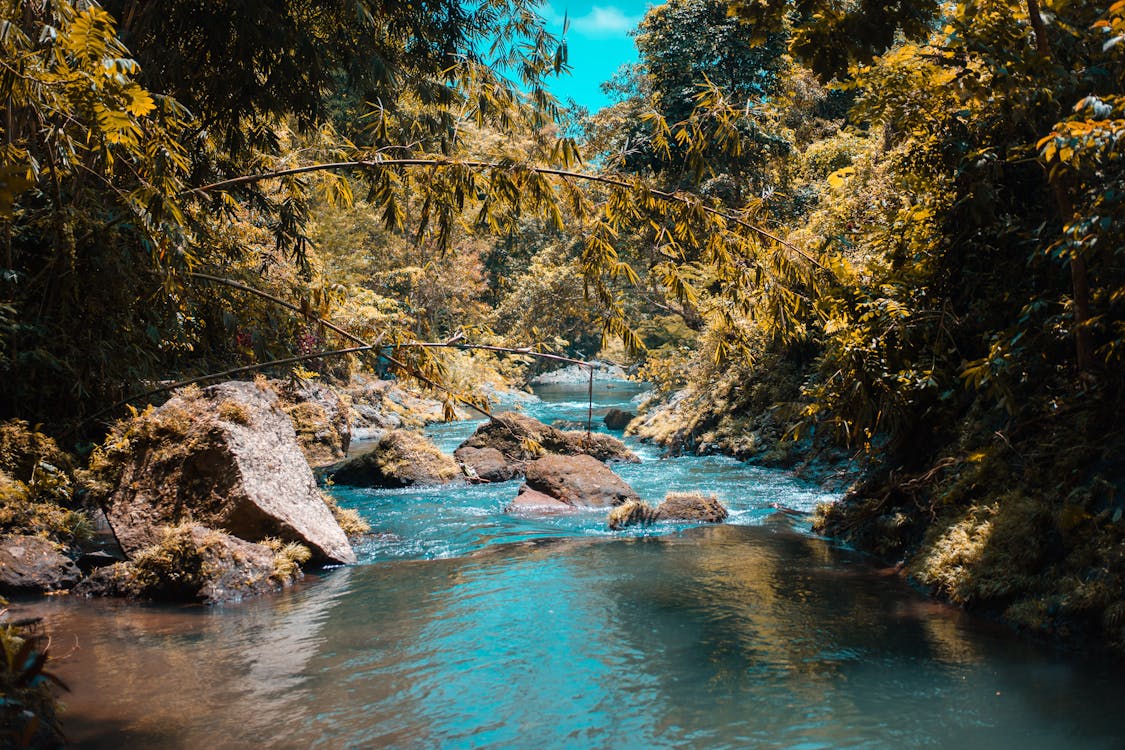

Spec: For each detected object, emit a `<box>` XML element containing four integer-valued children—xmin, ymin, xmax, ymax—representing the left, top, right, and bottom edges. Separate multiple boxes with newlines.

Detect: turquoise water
<box><xmin>21</xmin><ymin>382</ymin><xmax>1125</xmax><ymax>748</ymax></box>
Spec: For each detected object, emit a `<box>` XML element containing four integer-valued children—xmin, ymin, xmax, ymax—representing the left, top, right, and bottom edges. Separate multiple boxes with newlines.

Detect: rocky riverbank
<box><xmin>0</xmin><ymin>373</ymin><xmax>460</xmax><ymax>606</ymax></box>
<box><xmin>632</xmin><ymin>370</ymin><xmax>1125</xmax><ymax>659</ymax></box>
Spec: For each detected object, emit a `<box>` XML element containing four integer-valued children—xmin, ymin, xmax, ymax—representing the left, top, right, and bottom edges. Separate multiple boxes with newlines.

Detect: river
<box><xmin>18</xmin><ymin>381</ymin><xmax>1125</xmax><ymax>748</ymax></box>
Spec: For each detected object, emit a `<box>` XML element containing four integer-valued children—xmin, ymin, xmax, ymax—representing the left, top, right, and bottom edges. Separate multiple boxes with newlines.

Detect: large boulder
<box><xmin>325</xmin><ymin>429</ymin><xmax>459</xmax><ymax>487</ymax></box>
<box><xmin>524</xmin><ymin>454</ymin><xmax>640</xmax><ymax>509</ymax></box>
<box><xmin>505</xmin><ymin>486</ymin><xmax>576</xmax><ymax>515</ymax></box>
<box><xmin>654</xmin><ymin>492</ymin><xmax>729</xmax><ymax>523</ymax></box>
<box><xmin>456</xmin><ymin>412</ymin><xmax>638</xmax><ymax>478</ymax></box>
<box><xmin>92</xmin><ymin>381</ymin><xmax>355</xmax><ymax>564</ymax></box>
<box><xmin>271</xmin><ymin>379</ymin><xmax>351</xmax><ymax>467</ymax></box>
<box><xmin>603</xmin><ymin>408</ymin><xmax>636</xmax><ymax>431</ymax></box>
<box><xmin>453</xmin><ymin>446</ymin><xmax>519</xmax><ymax>483</ymax></box>
<box><xmin>0</xmin><ymin>535</ymin><xmax>81</xmax><ymax>594</ymax></box>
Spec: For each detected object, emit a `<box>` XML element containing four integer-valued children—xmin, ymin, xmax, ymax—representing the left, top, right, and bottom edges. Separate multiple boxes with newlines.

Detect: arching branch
<box><xmin>187</xmin><ymin>158</ymin><xmax>828</xmax><ymax>272</ymax></box>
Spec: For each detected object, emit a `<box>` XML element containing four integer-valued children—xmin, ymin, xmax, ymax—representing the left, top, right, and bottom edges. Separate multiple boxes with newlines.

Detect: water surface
<box><xmin>21</xmin><ymin>382</ymin><xmax>1125</xmax><ymax>748</ymax></box>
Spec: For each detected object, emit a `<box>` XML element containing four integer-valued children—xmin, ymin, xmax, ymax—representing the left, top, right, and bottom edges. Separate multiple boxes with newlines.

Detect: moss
<box><xmin>607</xmin><ymin>500</ymin><xmax>656</xmax><ymax>530</ymax></box>
<box><xmin>263</xmin><ymin>537</ymin><xmax>312</xmax><ymax>583</ymax></box>
<box><xmin>129</xmin><ymin>523</ymin><xmax>213</xmax><ymax>600</ymax></box>
<box><xmin>910</xmin><ymin>503</ymin><xmax>997</xmax><ymax>604</ymax></box>
<box><xmin>218</xmin><ymin>399</ymin><xmax>253</xmax><ymax>425</ymax></box>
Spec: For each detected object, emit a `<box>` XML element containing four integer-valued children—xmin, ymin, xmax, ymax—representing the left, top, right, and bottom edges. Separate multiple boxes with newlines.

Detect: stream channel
<box><xmin>19</xmin><ymin>380</ymin><xmax>1125</xmax><ymax>748</ymax></box>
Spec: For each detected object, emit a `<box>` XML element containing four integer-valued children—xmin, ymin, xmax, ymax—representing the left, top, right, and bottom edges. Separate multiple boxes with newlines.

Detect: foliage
<box><xmin>0</xmin><ymin>422</ymin><xmax>88</xmax><ymax>544</ymax></box>
<box><xmin>263</xmin><ymin>538</ymin><xmax>312</xmax><ymax>583</ymax></box>
<box><xmin>319</xmin><ymin>491</ymin><xmax>370</xmax><ymax>538</ymax></box>
<box><xmin>0</xmin><ymin>621</ymin><xmax>67</xmax><ymax>749</ymax></box>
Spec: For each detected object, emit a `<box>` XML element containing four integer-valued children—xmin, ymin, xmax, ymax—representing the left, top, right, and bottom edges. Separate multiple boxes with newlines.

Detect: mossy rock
<box><xmin>607</xmin><ymin>500</ymin><xmax>657</xmax><ymax>530</ymax></box>
<box><xmin>76</xmin><ymin>523</ymin><xmax>307</xmax><ymax>604</ymax></box>
<box><xmin>457</xmin><ymin>412</ymin><xmax>638</xmax><ymax>474</ymax></box>
<box><xmin>85</xmin><ymin>381</ymin><xmax>355</xmax><ymax>565</ymax></box>
<box><xmin>326</xmin><ymin>430</ymin><xmax>459</xmax><ymax>488</ymax></box>
<box><xmin>654</xmin><ymin>492</ymin><xmax>728</xmax><ymax>523</ymax></box>
<box><xmin>271</xmin><ymin>378</ymin><xmax>351</xmax><ymax>467</ymax></box>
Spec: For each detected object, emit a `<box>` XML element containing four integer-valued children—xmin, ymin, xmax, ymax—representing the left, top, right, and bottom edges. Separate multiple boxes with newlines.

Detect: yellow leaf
<box><xmin>124</xmin><ymin>85</ymin><xmax>155</xmax><ymax>117</ymax></box>
<box><xmin>827</xmin><ymin>167</ymin><xmax>855</xmax><ymax>189</ymax></box>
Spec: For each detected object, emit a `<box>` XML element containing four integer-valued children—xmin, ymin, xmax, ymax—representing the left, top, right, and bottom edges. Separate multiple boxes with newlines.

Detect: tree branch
<box><xmin>186</xmin><ymin>158</ymin><xmax>828</xmax><ymax>272</ymax></box>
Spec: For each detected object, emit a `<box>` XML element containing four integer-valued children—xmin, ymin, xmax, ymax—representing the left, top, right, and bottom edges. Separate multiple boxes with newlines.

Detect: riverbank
<box><xmin>628</xmin><ymin>364</ymin><xmax>1125</xmax><ymax>659</ymax></box>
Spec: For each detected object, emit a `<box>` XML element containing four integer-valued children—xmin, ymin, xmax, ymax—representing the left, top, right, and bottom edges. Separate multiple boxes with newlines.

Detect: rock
<box><xmin>271</xmin><ymin>378</ymin><xmax>351</xmax><ymax>467</ymax></box>
<box><xmin>351</xmin><ymin>403</ymin><xmax>401</xmax><ymax>431</ymax></box>
<box><xmin>654</xmin><ymin>492</ymin><xmax>729</xmax><ymax>523</ymax></box>
<box><xmin>344</xmin><ymin>375</ymin><xmax>463</xmax><ymax>430</ymax></box>
<box><xmin>524</xmin><ymin>454</ymin><xmax>639</xmax><ymax>509</ymax></box>
<box><xmin>72</xmin><ymin>564</ymin><xmax>129</xmax><ymax>599</ymax></box>
<box><xmin>326</xmin><ymin>429</ymin><xmax>459</xmax><ymax>487</ymax></box>
<box><xmin>603</xmin><ymin>408</ymin><xmax>636</xmax><ymax>431</ymax></box>
<box><xmin>458</xmin><ymin>412</ymin><xmax>572</xmax><ymax>464</ymax></box>
<box><xmin>456</xmin><ymin>412</ymin><xmax>639</xmax><ymax>477</ymax></box>
<box><xmin>97</xmin><ymin>381</ymin><xmax>355</xmax><ymax>564</ymax></box>
<box><xmin>453</xmin><ymin>446</ymin><xmax>519</xmax><ymax>483</ymax></box>
<box><xmin>607</xmin><ymin>500</ymin><xmax>657</xmax><ymax>530</ymax></box>
<box><xmin>75</xmin><ymin>524</ymin><xmax>302</xmax><ymax>604</ymax></box>
<box><xmin>551</xmin><ymin>419</ymin><xmax>588</xmax><ymax>430</ymax></box>
<box><xmin>505</xmin><ymin>486</ymin><xmax>576</xmax><ymax>515</ymax></box>
<box><xmin>529</xmin><ymin>361</ymin><xmax>627</xmax><ymax>384</ymax></box>
<box><xmin>0</xmin><ymin>535</ymin><xmax>81</xmax><ymax>593</ymax></box>
<box><xmin>560</xmin><ymin>431</ymin><xmax>640</xmax><ymax>464</ymax></box>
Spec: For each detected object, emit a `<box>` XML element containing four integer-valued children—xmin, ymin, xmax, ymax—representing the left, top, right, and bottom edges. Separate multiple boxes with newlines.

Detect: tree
<box><xmin>0</xmin><ymin>0</ymin><xmax>570</xmax><ymax>425</ymax></box>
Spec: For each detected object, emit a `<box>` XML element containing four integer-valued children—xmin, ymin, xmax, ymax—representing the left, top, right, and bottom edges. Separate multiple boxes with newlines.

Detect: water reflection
<box><xmin>22</xmin><ymin>526</ymin><xmax>1125</xmax><ymax>749</ymax></box>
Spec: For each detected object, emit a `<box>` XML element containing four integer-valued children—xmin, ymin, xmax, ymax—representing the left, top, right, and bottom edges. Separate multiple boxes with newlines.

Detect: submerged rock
<box><xmin>524</xmin><ymin>454</ymin><xmax>639</xmax><ymax>509</ymax></box>
<box><xmin>91</xmin><ymin>381</ymin><xmax>355</xmax><ymax>565</ymax></box>
<box><xmin>326</xmin><ymin>429</ymin><xmax>459</xmax><ymax>488</ymax></box>
<box><xmin>271</xmin><ymin>378</ymin><xmax>351</xmax><ymax>467</ymax></box>
<box><xmin>0</xmin><ymin>535</ymin><xmax>81</xmax><ymax>594</ymax></box>
<box><xmin>603</xmin><ymin>409</ymin><xmax>636</xmax><ymax>431</ymax></box>
<box><xmin>505</xmin><ymin>486</ymin><xmax>576</xmax><ymax>515</ymax></box>
<box><xmin>654</xmin><ymin>492</ymin><xmax>728</xmax><ymax>523</ymax></box>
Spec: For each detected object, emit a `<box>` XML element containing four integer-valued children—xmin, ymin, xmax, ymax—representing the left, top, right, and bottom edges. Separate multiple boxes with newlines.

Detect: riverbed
<box><xmin>19</xmin><ymin>381</ymin><xmax>1125</xmax><ymax>748</ymax></box>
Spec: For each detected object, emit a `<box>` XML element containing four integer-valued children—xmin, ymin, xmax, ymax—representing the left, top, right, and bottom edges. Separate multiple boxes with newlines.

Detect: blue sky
<box><xmin>537</xmin><ymin>0</ymin><xmax>656</xmax><ymax>112</ymax></box>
